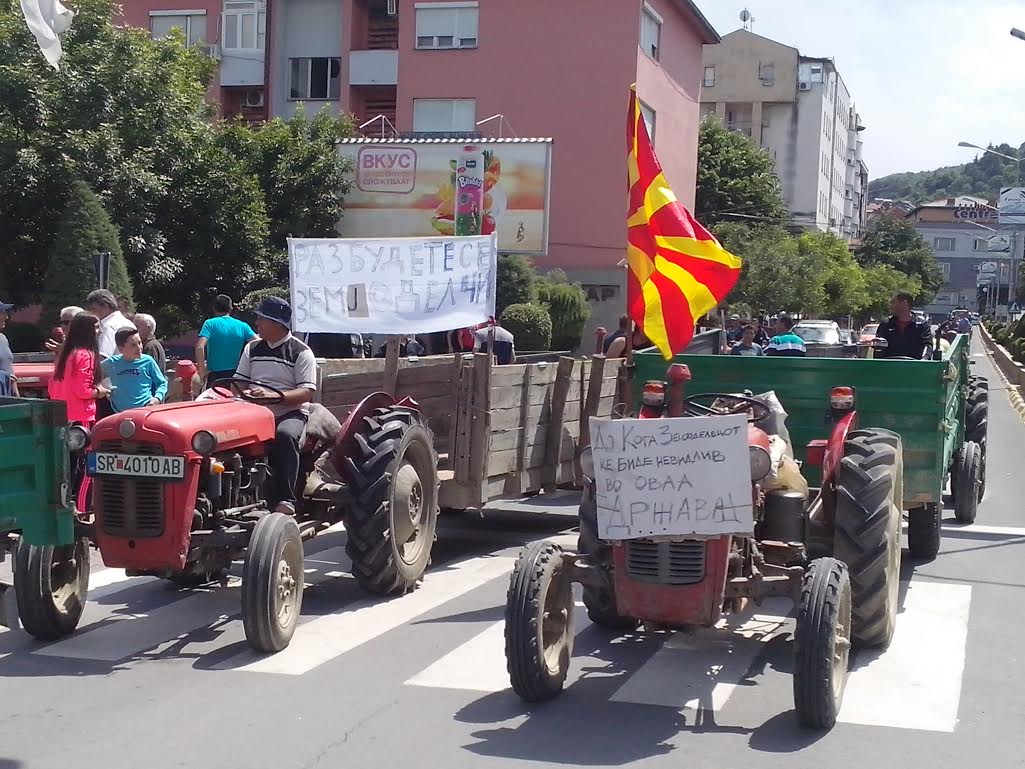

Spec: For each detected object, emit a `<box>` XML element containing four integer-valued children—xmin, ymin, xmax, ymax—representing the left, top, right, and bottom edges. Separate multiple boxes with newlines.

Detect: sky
<box><xmin>700</xmin><ymin>0</ymin><xmax>1025</xmax><ymax>181</ymax></box>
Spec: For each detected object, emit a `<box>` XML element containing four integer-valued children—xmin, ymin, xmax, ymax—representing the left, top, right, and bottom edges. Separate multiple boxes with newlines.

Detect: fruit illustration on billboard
<box><xmin>431</xmin><ymin>146</ymin><xmax>502</xmax><ymax>237</ymax></box>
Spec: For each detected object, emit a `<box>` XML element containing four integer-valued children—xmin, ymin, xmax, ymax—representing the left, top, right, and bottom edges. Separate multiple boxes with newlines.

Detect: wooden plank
<box><xmin>468</xmin><ymin>353</ymin><xmax>492</xmax><ymax>492</ymax></box>
<box><xmin>490</xmin><ymin>362</ymin><xmax>559</xmax><ymax>388</ymax></box>
<box><xmin>321</xmin><ymin>370</ymin><xmax>385</xmax><ymax>396</ymax></box>
<box><xmin>543</xmin><ymin>357</ymin><xmax>576</xmax><ymax>491</ymax></box>
<box><xmin>446</xmin><ymin>353</ymin><xmax>463</xmax><ymax>475</ymax></box>
<box><xmin>515</xmin><ymin>364</ymin><xmax>534</xmax><ymax>488</ymax></box>
<box><xmin>481</xmin><ymin>462</ymin><xmax>575</xmax><ymax>501</ymax></box>
<box><xmin>383</xmin><ymin>337</ymin><xmax>400</xmax><ymax>396</ymax></box>
<box><xmin>486</xmin><ymin>379</ymin><xmax>584</xmax><ymax>411</ymax></box>
<box><xmin>488</xmin><ymin>428</ymin><xmax>578</xmax><ymax>475</ymax></box>
<box><xmin>580</xmin><ymin>355</ymin><xmax>606</xmax><ymax>447</ymax></box>
<box><xmin>455</xmin><ymin>359</ymin><xmax>474</xmax><ymax>483</ymax></box>
<box><xmin>396</xmin><ymin>363</ymin><xmax>456</xmax><ymax>387</ymax></box>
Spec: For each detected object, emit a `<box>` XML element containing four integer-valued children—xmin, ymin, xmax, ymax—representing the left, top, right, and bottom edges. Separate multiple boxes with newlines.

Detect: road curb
<box><xmin>979</xmin><ymin>326</ymin><xmax>1025</xmax><ymax>419</ymax></box>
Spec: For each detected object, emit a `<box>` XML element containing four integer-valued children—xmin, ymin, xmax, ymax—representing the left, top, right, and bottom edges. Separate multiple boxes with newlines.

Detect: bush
<box><xmin>500</xmin><ymin>303</ymin><xmax>552</xmax><ymax>351</ymax></box>
<box><xmin>239</xmin><ymin>286</ymin><xmax>289</xmax><ymax>325</ymax></box>
<box><xmin>995</xmin><ymin>329</ymin><xmax>1011</xmax><ymax>346</ymax></box>
<box><xmin>537</xmin><ymin>276</ymin><xmax>590</xmax><ymax>351</ymax></box>
<box><xmin>496</xmin><ymin>254</ymin><xmax>537</xmax><ymax>316</ymax></box>
<box><xmin>41</xmin><ymin>182</ymin><xmax>134</xmax><ymax>327</ymax></box>
<box><xmin>4</xmin><ymin>321</ymin><xmax>44</xmax><ymax>352</ymax></box>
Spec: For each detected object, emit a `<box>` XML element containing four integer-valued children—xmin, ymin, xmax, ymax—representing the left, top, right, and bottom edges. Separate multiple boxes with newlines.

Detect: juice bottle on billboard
<box><xmin>455</xmin><ymin>145</ymin><xmax>485</xmax><ymax>236</ymax></box>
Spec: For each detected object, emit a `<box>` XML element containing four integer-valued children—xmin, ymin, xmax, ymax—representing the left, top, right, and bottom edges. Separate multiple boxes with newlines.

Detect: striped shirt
<box><xmin>235</xmin><ymin>334</ymin><xmax>318</xmax><ymax>416</ymax></box>
<box><xmin>765</xmin><ymin>332</ymin><xmax>807</xmax><ymax>357</ymax></box>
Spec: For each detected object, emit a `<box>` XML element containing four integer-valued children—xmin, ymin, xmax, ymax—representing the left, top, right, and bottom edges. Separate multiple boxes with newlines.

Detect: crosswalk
<box><xmin>0</xmin><ymin>525</ymin><xmax>985</xmax><ymax>733</ymax></box>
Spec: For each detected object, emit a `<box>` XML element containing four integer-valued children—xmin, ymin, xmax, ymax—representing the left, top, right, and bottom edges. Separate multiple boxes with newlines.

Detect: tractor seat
<box><xmin>300</xmin><ymin>403</ymin><xmax>342</xmax><ymax>455</ymax></box>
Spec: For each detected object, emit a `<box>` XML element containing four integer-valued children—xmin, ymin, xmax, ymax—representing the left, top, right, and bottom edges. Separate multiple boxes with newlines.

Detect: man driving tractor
<box><xmin>874</xmin><ymin>292</ymin><xmax>933</xmax><ymax>359</ymax></box>
<box><xmin>233</xmin><ymin>297</ymin><xmax>319</xmax><ymax>515</ymax></box>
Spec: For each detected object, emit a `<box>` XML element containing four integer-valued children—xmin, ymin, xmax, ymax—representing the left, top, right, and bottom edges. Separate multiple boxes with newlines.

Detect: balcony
<box><xmin>350</xmin><ymin>49</ymin><xmax>398</xmax><ymax>86</ymax></box>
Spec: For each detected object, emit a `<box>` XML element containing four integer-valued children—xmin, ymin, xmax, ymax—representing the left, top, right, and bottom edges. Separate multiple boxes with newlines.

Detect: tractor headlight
<box><xmin>749</xmin><ymin>445</ymin><xmax>772</xmax><ymax>481</ymax></box>
<box><xmin>65</xmin><ymin>425</ymin><xmax>91</xmax><ymax>452</ymax></box>
<box><xmin>191</xmin><ymin>430</ymin><xmax>218</xmax><ymax>456</ymax></box>
<box><xmin>118</xmin><ymin>418</ymin><xmax>137</xmax><ymax>439</ymax></box>
<box><xmin>579</xmin><ymin>446</ymin><xmax>595</xmax><ymax>481</ymax></box>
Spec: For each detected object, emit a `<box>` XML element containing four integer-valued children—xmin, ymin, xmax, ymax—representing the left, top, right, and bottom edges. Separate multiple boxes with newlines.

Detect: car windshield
<box><xmin>861</xmin><ymin>324</ymin><xmax>878</xmax><ymax>336</ymax></box>
<box><xmin>795</xmin><ymin>325</ymin><xmax>839</xmax><ymax>344</ymax></box>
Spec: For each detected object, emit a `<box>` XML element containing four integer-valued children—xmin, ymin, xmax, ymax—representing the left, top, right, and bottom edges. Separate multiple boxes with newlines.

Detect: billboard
<box><xmin>337</xmin><ymin>139</ymin><xmax>552</xmax><ymax>255</ymax></box>
<box><xmin>999</xmin><ymin>187</ymin><xmax>1025</xmax><ymax>225</ymax></box>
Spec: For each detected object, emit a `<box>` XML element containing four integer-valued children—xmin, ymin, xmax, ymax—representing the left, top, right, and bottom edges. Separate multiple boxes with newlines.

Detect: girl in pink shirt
<box><xmin>49</xmin><ymin>313</ymin><xmax>109</xmax><ymax>425</ymax></box>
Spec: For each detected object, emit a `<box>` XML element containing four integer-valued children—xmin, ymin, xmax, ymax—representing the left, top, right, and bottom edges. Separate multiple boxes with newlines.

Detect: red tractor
<box><xmin>17</xmin><ymin>378</ymin><xmax>440</xmax><ymax>653</ymax></box>
<box><xmin>504</xmin><ymin>363</ymin><xmax>903</xmax><ymax>729</ymax></box>
<box><xmin>11</xmin><ymin>353</ymin><xmax>55</xmax><ymax>399</ymax></box>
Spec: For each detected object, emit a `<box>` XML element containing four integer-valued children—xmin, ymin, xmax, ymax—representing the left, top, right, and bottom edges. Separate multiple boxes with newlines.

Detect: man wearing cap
<box><xmin>234</xmin><ymin>297</ymin><xmax>318</xmax><ymax>515</ymax></box>
<box><xmin>0</xmin><ymin>299</ymin><xmax>18</xmax><ymax>396</ymax></box>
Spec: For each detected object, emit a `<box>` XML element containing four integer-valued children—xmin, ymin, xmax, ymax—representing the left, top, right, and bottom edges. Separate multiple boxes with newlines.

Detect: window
<box><xmin>759</xmin><ymin>62</ymin><xmax>775</xmax><ymax>86</ymax></box>
<box><xmin>639</xmin><ymin>101</ymin><xmax>656</xmax><ymax>140</ymax></box>
<box><xmin>938</xmin><ymin>262</ymin><xmax>951</xmax><ymax>282</ymax></box>
<box><xmin>810</xmin><ymin>64</ymin><xmax>823</xmax><ymax>83</ymax></box>
<box><xmin>934</xmin><ymin>237</ymin><xmax>956</xmax><ymax>252</ymax></box>
<box><xmin>412</xmin><ymin>99</ymin><xmax>476</xmax><ymax>132</ymax></box>
<box><xmin>640</xmin><ymin>5</ymin><xmax>661</xmax><ymax>61</ymax></box>
<box><xmin>703</xmin><ymin>66</ymin><xmax>715</xmax><ymax>87</ymax></box>
<box><xmin>289</xmin><ymin>58</ymin><xmax>341</xmax><ymax>100</ymax></box>
<box><xmin>222</xmin><ymin>0</ymin><xmax>265</xmax><ymax>50</ymax></box>
<box><xmin>415</xmin><ymin>2</ymin><xmax>478</xmax><ymax>49</ymax></box>
<box><xmin>150</xmin><ymin>11</ymin><xmax>206</xmax><ymax>46</ymax></box>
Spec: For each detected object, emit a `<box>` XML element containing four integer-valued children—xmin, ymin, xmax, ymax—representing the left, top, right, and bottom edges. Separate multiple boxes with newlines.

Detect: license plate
<box><xmin>86</xmin><ymin>452</ymin><xmax>185</xmax><ymax>480</ymax></box>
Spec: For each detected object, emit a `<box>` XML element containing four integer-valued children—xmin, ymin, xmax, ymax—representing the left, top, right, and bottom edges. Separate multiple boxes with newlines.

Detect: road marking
<box><xmin>941</xmin><ymin>524</ymin><xmax>1025</xmax><ymax>538</ymax></box>
<box><xmin>609</xmin><ymin>598</ymin><xmax>792</xmax><ymax>710</ymax></box>
<box><xmin>839</xmin><ymin>581</ymin><xmax>971</xmax><ymax>732</ymax></box>
<box><xmin>216</xmin><ymin>554</ymin><xmax>515</xmax><ymax>675</ymax></box>
<box><xmin>406</xmin><ymin>620</ymin><xmax>511</xmax><ymax>692</ymax></box>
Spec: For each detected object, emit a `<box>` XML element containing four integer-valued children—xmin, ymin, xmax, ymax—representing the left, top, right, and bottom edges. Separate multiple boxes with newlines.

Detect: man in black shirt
<box><xmin>875</xmin><ymin>292</ymin><xmax>933</xmax><ymax>359</ymax></box>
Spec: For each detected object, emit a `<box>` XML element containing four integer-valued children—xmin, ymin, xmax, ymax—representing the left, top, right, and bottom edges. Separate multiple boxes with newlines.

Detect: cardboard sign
<box><xmin>287</xmin><ymin>235</ymin><xmax>497</xmax><ymax>334</ymax></box>
<box><xmin>589</xmin><ymin>414</ymin><xmax>754</xmax><ymax>540</ymax></box>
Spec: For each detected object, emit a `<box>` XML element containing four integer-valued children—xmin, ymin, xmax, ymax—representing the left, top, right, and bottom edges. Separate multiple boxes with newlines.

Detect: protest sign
<box><xmin>589</xmin><ymin>414</ymin><xmax>754</xmax><ymax>540</ymax></box>
<box><xmin>287</xmin><ymin>234</ymin><xmax>497</xmax><ymax>334</ymax></box>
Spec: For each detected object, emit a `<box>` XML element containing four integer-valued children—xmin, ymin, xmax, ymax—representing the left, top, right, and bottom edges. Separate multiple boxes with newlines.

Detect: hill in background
<box><xmin>868</xmin><ymin>142</ymin><xmax>1025</xmax><ymax>203</ymax></box>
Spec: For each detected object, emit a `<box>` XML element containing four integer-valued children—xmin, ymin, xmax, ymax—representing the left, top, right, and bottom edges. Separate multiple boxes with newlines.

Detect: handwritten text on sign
<box><xmin>590</xmin><ymin>414</ymin><xmax>754</xmax><ymax>540</ymax></box>
<box><xmin>287</xmin><ymin>235</ymin><xmax>497</xmax><ymax>334</ymax></box>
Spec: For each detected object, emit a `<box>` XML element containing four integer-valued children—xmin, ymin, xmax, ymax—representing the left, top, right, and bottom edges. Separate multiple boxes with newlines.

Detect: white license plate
<box><xmin>87</xmin><ymin>452</ymin><xmax>185</xmax><ymax>480</ymax></box>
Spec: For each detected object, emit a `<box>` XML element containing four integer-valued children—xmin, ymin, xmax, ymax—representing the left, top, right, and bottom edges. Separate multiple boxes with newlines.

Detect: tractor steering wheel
<box><xmin>683</xmin><ymin>393</ymin><xmax>772</xmax><ymax>423</ymax></box>
<box><xmin>209</xmin><ymin>377</ymin><xmax>287</xmax><ymax>406</ymax></box>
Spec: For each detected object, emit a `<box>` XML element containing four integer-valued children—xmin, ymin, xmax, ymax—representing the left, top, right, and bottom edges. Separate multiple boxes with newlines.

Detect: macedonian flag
<box><xmin>627</xmin><ymin>86</ymin><xmax>741</xmax><ymax>359</ymax></box>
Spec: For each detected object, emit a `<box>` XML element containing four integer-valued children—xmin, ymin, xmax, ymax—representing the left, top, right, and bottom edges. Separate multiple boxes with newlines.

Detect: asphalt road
<box><xmin>1</xmin><ymin>336</ymin><xmax>1023</xmax><ymax>769</ymax></box>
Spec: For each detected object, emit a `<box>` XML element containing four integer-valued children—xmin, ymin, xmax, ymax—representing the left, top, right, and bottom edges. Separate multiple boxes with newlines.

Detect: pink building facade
<box><xmin>118</xmin><ymin>0</ymin><xmax>718</xmax><ymax>333</ymax></box>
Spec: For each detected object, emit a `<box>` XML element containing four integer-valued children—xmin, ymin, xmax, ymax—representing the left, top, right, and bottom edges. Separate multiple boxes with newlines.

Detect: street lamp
<box><xmin>957</xmin><ymin>140</ymin><xmax>1020</xmax><ymax>164</ymax></box>
<box><xmin>1011</xmin><ymin>27</ymin><xmax>1025</xmax><ymax>41</ymax></box>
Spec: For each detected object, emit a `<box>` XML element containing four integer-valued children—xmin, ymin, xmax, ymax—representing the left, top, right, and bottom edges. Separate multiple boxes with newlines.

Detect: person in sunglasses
<box><xmin>49</xmin><ymin>306</ymin><xmax>84</xmax><ymax>346</ymax></box>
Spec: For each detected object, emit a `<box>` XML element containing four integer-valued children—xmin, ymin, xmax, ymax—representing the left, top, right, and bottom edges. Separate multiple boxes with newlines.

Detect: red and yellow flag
<box><xmin>627</xmin><ymin>86</ymin><xmax>741</xmax><ymax>359</ymax></box>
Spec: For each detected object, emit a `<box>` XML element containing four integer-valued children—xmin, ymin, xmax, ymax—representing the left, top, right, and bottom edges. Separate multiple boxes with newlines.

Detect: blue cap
<box><xmin>253</xmin><ymin>296</ymin><xmax>292</xmax><ymax>327</ymax></box>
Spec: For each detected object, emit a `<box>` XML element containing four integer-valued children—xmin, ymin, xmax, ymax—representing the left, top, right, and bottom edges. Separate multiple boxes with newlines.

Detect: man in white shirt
<box><xmin>235</xmin><ymin>297</ymin><xmax>318</xmax><ymax>515</ymax></box>
<box><xmin>84</xmin><ymin>289</ymin><xmax>135</xmax><ymax>359</ymax></box>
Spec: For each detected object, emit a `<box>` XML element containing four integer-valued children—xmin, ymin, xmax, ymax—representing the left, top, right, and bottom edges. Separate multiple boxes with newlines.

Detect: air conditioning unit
<box><xmin>387</xmin><ymin>0</ymin><xmax>397</xmax><ymax>15</ymax></box>
<box><xmin>244</xmin><ymin>89</ymin><xmax>265</xmax><ymax>108</ymax></box>
<box><xmin>799</xmin><ymin>82</ymin><xmax>811</xmax><ymax>91</ymax></box>
<box><xmin>200</xmin><ymin>43</ymin><xmax>221</xmax><ymax>60</ymax></box>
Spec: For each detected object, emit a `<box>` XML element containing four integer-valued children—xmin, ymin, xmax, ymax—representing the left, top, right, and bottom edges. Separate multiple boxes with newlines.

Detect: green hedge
<box><xmin>500</xmin><ymin>303</ymin><xmax>552</xmax><ymax>351</ymax></box>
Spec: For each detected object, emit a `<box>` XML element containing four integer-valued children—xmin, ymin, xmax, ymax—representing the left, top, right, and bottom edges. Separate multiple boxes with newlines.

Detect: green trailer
<box><xmin>633</xmin><ymin>334</ymin><xmax>988</xmax><ymax>559</ymax></box>
<box><xmin>0</xmin><ymin>397</ymin><xmax>90</xmax><ymax>635</ymax></box>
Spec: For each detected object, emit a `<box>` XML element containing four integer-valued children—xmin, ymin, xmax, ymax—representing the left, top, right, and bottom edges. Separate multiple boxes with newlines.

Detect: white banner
<box><xmin>999</xmin><ymin>187</ymin><xmax>1025</xmax><ymax>225</ymax></box>
<box><xmin>589</xmin><ymin>414</ymin><xmax>754</xmax><ymax>540</ymax></box>
<box><xmin>287</xmin><ymin>235</ymin><xmax>497</xmax><ymax>334</ymax></box>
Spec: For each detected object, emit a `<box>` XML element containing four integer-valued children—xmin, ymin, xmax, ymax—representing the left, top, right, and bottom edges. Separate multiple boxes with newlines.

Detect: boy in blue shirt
<box><xmin>102</xmin><ymin>327</ymin><xmax>168</xmax><ymax>412</ymax></box>
<box><xmin>196</xmin><ymin>294</ymin><xmax>256</xmax><ymax>388</ymax></box>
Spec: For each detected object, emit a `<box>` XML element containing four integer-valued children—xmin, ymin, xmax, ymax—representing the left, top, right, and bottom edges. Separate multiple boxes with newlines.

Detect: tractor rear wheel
<box><xmin>953</xmin><ymin>441</ymin><xmax>982</xmax><ymax>524</ymax></box>
<box><xmin>505</xmin><ymin>540</ymin><xmax>574</xmax><ymax>702</ymax></box>
<box><xmin>966</xmin><ymin>376</ymin><xmax>988</xmax><ymax>455</ymax></box>
<box><xmin>15</xmin><ymin>537</ymin><xmax>90</xmax><ymax>641</ymax></box>
<box><xmin>578</xmin><ymin>493</ymin><xmax>638</xmax><ymax>630</ymax></box>
<box><xmin>343</xmin><ymin>406</ymin><xmax>439</xmax><ymax>595</ymax></box>
<box><xmin>832</xmin><ymin>428</ymin><xmax>902</xmax><ymax>648</ymax></box>
<box><xmin>793</xmin><ymin>557</ymin><xmax>851</xmax><ymax>730</ymax></box>
<box><xmin>907</xmin><ymin>503</ymin><xmax>941</xmax><ymax>560</ymax></box>
<box><xmin>242</xmin><ymin>512</ymin><xmax>304</xmax><ymax>653</ymax></box>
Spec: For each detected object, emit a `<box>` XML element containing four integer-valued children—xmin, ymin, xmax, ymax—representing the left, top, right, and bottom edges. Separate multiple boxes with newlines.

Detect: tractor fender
<box><xmin>822</xmin><ymin>411</ymin><xmax>857</xmax><ymax>487</ymax></box>
<box><xmin>329</xmin><ymin>392</ymin><xmax>423</xmax><ymax>477</ymax></box>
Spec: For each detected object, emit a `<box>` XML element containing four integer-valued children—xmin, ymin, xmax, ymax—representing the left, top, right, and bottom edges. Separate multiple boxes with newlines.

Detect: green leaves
<box><xmin>855</xmin><ymin>215</ymin><xmax>942</xmax><ymax>304</ymax></box>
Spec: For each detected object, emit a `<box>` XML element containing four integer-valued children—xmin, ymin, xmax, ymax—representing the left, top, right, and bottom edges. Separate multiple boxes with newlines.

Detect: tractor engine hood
<box><xmin>95</xmin><ymin>399</ymin><xmax>277</xmax><ymax>455</ymax></box>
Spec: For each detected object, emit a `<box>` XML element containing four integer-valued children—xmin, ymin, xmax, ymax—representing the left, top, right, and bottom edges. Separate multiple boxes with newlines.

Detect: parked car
<box><xmin>794</xmin><ymin>320</ymin><xmax>842</xmax><ymax>345</ymax></box>
<box><xmin>859</xmin><ymin>323</ymin><xmax>880</xmax><ymax>343</ymax></box>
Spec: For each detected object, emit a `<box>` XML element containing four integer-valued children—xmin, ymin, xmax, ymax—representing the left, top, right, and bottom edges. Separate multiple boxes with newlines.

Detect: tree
<box><xmin>796</xmin><ymin>231</ymin><xmax>867</xmax><ymax>319</ymax></box>
<box><xmin>714</xmin><ymin>224</ymin><xmax>814</xmax><ymax>313</ymax></box>
<box><xmin>860</xmin><ymin>265</ymin><xmax>921</xmax><ymax>321</ymax></box>
<box><xmin>855</xmin><ymin>215</ymin><xmax>943</xmax><ymax>304</ymax></box>
<box><xmin>696</xmin><ymin>118</ymin><xmax>788</xmax><ymax>228</ymax></box>
<box><xmin>537</xmin><ymin>271</ymin><xmax>590</xmax><ymax>351</ymax></box>
<box><xmin>500</xmin><ymin>303</ymin><xmax>552</xmax><ymax>351</ymax></box>
<box><xmin>41</xmin><ymin>181</ymin><xmax>134</xmax><ymax>324</ymax></box>
<box><xmin>496</xmin><ymin>254</ymin><xmax>537</xmax><ymax>316</ymax></box>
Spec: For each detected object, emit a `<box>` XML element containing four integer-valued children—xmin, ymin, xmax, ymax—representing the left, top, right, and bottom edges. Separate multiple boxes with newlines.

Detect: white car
<box><xmin>793</xmin><ymin>320</ymin><xmax>842</xmax><ymax>345</ymax></box>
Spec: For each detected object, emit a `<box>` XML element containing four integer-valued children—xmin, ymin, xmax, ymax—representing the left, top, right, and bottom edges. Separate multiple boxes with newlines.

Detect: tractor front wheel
<box><xmin>578</xmin><ymin>493</ymin><xmax>638</xmax><ymax>630</ymax></box>
<box><xmin>15</xmin><ymin>537</ymin><xmax>91</xmax><ymax>641</ymax></box>
<box><xmin>242</xmin><ymin>512</ymin><xmax>304</xmax><ymax>653</ymax></box>
<box><xmin>793</xmin><ymin>557</ymin><xmax>852</xmax><ymax>730</ymax></box>
<box><xmin>505</xmin><ymin>540</ymin><xmax>574</xmax><ymax>702</ymax></box>
<box><xmin>343</xmin><ymin>407</ymin><xmax>439</xmax><ymax>595</ymax></box>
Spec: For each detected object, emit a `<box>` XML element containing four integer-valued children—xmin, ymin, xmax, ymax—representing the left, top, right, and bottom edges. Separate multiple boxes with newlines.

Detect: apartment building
<box><xmin>119</xmin><ymin>0</ymin><xmax>720</xmax><ymax>334</ymax></box>
<box><xmin>700</xmin><ymin>29</ymin><xmax>868</xmax><ymax>240</ymax></box>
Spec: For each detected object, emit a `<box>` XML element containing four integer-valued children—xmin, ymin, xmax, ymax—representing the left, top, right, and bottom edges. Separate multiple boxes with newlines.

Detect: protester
<box><xmin>196</xmin><ymin>294</ymin><xmax>256</xmax><ymax>388</ymax></box>
<box><xmin>49</xmin><ymin>313</ymin><xmax>110</xmax><ymax>494</ymax></box>
<box><xmin>875</xmin><ymin>292</ymin><xmax>933</xmax><ymax>359</ymax></box>
<box><xmin>765</xmin><ymin>316</ymin><xmax>807</xmax><ymax>357</ymax></box>
<box><xmin>473</xmin><ymin>318</ymin><xmax>515</xmax><ymax>365</ymax></box>
<box><xmin>752</xmin><ymin>317</ymin><xmax>770</xmax><ymax>346</ymax></box>
<box><xmin>234</xmin><ymin>297</ymin><xmax>318</xmax><ymax>515</ymax></box>
<box><xmin>84</xmin><ymin>289</ymin><xmax>135</xmax><ymax>360</ymax></box>
<box><xmin>47</xmin><ymin>305</ymin><xmax>83</xmax><ymax>348</ymax></box>
<box><xmin>730</xmin><ymin>325</ymin><xmax>765</xmax><ymax>357</ymax></box>
<box><xmin>604</xmin><ymin>314</ymin><xmax>631</xmax><ymax>358</ymax></box>
<box><xmin>0</xmin><ymin>298</ymin><xmax>17</xmax><ymax>396</ymax></box>
<box><xmin>406</xmin><ymin>335</ymin><xmax>425</xmax><ymax>356</ymax></box>
<box><xmin>725</xmin><ymin>314</ymin><xmax>744</xmax><ymax>345</ymax></box>
<box><xmin>132</xmin><ymin>313</ymin><xmax>167</xmax><ymax>373</ymax></box>
<box><xmin>101</xmin><ymin>328</ymin><xmax>168</xmax><ymax>412</ymax></box>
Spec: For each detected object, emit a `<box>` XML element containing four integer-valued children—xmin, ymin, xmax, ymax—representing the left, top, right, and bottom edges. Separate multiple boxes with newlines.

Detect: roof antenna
<box><xmin>740</xmin><ymin>7</ymin><xmax>754</xmax><ymax>31</ymax></box>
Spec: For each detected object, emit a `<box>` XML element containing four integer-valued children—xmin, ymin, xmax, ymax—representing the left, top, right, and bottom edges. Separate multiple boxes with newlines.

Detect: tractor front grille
<box><xmin>625</xmin><ymin>540</ymin><xmax>706</xmax><ymax>585</ymax></box>
<box><xmin>96</xmin><ymin>441</ymin><xmax>166</xmax><ymax>539</ymax></box>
